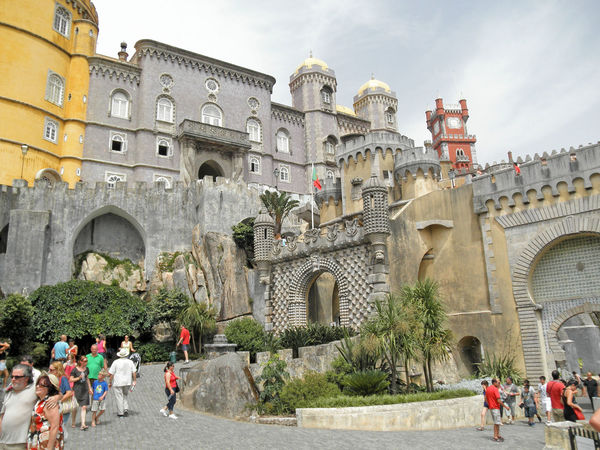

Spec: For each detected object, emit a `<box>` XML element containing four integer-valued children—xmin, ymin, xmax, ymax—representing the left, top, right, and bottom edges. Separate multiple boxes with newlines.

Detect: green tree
<box><xmin>29</xmin><ymin>280</ymin><xmax>149</xmax><ymax>343</ymax></box>
<box><xmin>224</xmin><ymin>317</ymin><xmax>266</xmax><ymax>361</ymax></box>
<box><xmin>259</xmin><ymin>190</ymin><xmax>299</xmax><ymax>237</ymax></box>
<box><xmin>231</xmin><ymin>218</ymin><xmax>255</xmax><ymax>263</ymax></box>
<box><xmin>402</xmin><ymin>279</ymin><xmax>453</xmax><ymax>392</ymax></box>
<box><xmin>178</xmin><ymin>299</ymin><xmax>217</xmax><ymax>353</ymax></box>
<box><xmin>0</xmin><ymin>294</ymin><xmax>34</xmax><ymax>355</ymax></box>
<box><xmin>362</xmin><ymin>293</ymin><xmax>422</xmax><ymax>394</ymax></box>
<box><xmin>147</xmin><ymin>288</ymin><xmax>190</xmax><ymax>340</ymax></box>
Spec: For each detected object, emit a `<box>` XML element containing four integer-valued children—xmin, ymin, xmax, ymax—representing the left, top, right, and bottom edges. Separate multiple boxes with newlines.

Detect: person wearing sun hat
<box><xmin>108</xmin><ymin>348</ymin><xmax>137</xmax><ymax>418</ymax></box>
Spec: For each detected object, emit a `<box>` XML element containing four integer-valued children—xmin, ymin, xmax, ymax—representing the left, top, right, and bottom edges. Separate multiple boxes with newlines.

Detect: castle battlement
<box><xmin>337</xmin><ymin>132</ymin><xmax>414</xmax><ymax>165</ymax></box>
<box><xmin>472</xmin><ymin>142</ymin><xmax>600</xmax><ymax>213</ymax></box>
<box><xmin>315</xmin><ymin>177</ymin><xmax>342</xmax><ymax>206</ymax></box>
<box><xmin>393</xmin><ymin>146</ymin><xmax>442</xmax><ymax>181</ymax></box>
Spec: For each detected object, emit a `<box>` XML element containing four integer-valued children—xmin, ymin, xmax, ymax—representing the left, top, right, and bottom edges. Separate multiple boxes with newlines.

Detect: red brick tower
<box><xmin>426</xmin><ymin>98</ymin><xmax>477</xmax><ymax>170</ymax></box>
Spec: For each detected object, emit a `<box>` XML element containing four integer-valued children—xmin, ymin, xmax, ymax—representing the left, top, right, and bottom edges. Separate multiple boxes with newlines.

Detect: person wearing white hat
<box><xmin>108</xmin><ymin>348</ymin><xmax>137</xmax><ymax>418</ymax></box>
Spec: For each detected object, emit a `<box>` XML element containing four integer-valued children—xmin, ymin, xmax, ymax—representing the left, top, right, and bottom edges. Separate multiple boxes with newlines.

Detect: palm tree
<box><xmin>402</xmin><ymin>279</ymin><xmax>453</xmax><ymax>392</ymax></box>
<box><xmin>363</xmin><ymin>293</ymin><xmax>422</xmax><ymax>394</ymax></box>
<box><xmin>259</xmin><ymin>190</ymin><xmax>300</xmax><ymax>237</ymax></box>
<box><xmin>179</xmin><ymin>299</ymin><xmax>217</xmax><ymax>354</ymax></box>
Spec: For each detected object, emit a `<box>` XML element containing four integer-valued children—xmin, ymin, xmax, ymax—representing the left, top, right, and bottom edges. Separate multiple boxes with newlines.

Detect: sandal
<box><xmin>80</xmin><ymin>425</ymin><xmax>88</xmax><ymax>431</ymax></box>
<box><xmin>476</xmin><ymin>427</ymin><xmax>484</xmax><ymax>431</ymax></box>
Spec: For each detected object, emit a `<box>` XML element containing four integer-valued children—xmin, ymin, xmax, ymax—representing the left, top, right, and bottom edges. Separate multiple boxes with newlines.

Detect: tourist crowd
<box><xmin>478</xmin><ymin>370</ymin><xmax>600</xmax><ymax>442</ymax></box>
<box><xmin>0</xmin><ymin>333</ymin><xmax>144</xmax><ymax>449</ymax></box>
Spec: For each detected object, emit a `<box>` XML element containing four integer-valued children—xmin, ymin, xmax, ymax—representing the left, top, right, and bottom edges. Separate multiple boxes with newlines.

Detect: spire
<box><xmin>309</xmin><ymin>50</ymin><xmax>313</xmax><ymax>58</ymax></box>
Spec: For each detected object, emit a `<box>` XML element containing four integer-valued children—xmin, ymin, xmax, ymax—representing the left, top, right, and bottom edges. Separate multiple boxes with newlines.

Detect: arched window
<box><xmin>202</xmin><ymin>104</ymin><xmax>222</xmax><ymax>126</ymax></box>
<box><xmin>110</xmin><ymin>131</ymin><xmax>127</xmax><ymax>152</ymax></box>
<box><xmin>157</xmin><ymin>138</ymin><xmax>171</xmax><ymax>157</ymax></box>
<box><xmin>276</xmin><ymin>129</ymin><xmax>289</xmax><ymax>153</ymax></box>
<box><xmin>279</xmin><ymin>165</ymin><xmax>290</xmax><ymax>182</ymax></box>
<box><xmin>53</xmin><ymin>5</ymin><xmax>71</xmax><ymax>37</ymax></box>
<box><xmin>321</xmin><ymin>86</ymin><xmax>332</xmax><ymax>105</ymax></box>
<box><xmin>247</xmin><ymin>119</ymin><xmax>261</xmax><ymax>142</ymax></box>
<box><xmin>46</xmin><ymin>73</ymin><xmax>64</xmax><ymax>107</ymax></box>
<box><xmin>385</xmin><ymin>107</ymin><xmax>395</xmax><ymax>125</ymax></box>
<box><xmin>111</xmin><ymin>92</ymin><xmax>129</xmax><ymax>118</ymax></box>
<box><xmin>157</xmin><ymin>97</ymin><xmax>174</xmax><ymax>123</ymax></box>
<box><xmin>43</xmin><ymin>118</ymin><xmax>58</xmax><ymax>143</ymax></box>
<box><xmin>154</xmin><ymin>175</ymin><xmax>172</xmax><ymax>188</ymax></box>
<box><xmin>325</xmin><ymin>141</ymin><xmax>335</xmax><ymax>154</ymax></box>
<box><xmin>327</xmin><ymin>170</ymin><xmax>334</xmax><ymax>179</ymax></box>
<box><xmin>249</xmin><ymin>156</ymin><xmax>260</xmax><ymax>174</ymax></box>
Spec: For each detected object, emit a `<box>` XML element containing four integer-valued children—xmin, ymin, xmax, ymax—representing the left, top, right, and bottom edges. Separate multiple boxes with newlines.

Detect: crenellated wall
<box><xmin>0</xmin><ymin>177</ymin><xmax>260</xmax><ymax>295</ymax></box>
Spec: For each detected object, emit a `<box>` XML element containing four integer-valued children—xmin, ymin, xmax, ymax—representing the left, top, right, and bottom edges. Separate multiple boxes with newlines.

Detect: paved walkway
<box><xmin>59</xmin><ymin>362</ymin><xmax>558</xmax><ymax>449</ymax></box>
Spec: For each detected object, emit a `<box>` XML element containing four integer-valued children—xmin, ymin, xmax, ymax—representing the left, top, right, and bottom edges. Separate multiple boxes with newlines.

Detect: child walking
<box><xmin>91</xmin><ymin>370</ymin><xmax>108</xmax><ymax>426</ymax></box>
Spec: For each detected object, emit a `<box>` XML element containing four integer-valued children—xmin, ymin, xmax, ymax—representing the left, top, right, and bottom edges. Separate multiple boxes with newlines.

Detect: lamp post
<box><xmin>273</xmin><ymin>167</ymin><xmax>279</xmax><ymax>189</ymax></box>
<box><xmin>20</xmin><ymin>144</ymin><xmax>28</xmax><ymax>180</ymax></box>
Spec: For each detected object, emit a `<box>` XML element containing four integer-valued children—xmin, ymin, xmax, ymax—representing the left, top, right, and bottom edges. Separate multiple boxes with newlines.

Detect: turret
<box><xmin>353</xmin><ymin>76</ymin><xmax>398</xmax><ymax>132</ymax></box>
<box><xmin>253</xmin><ymin>210</ymin><xmax>274</xmax><ymax>283</ymax></box>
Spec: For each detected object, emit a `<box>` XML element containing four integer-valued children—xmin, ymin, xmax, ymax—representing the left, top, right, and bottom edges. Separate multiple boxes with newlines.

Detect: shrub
<box><xmin>232</xmin><ymin>218</ymin><xmax>254</xmax><ymax>264</ymax></box>
<box><xmin>255</xmin><ymin>354</ymin><xmax>290</xmax><ymax>414</ymax></box>
<box><xmin>147</xmin><ymin>288</ymin><xmax>189</xmax><ymax>339</ymax></box>
<box><xmin>343</xmin><ymin>370</ymin><xmax>389</xmax><ymax>396</ymax></box>
<box><xmin>476</xmin><ymin>351</ymin><xmax>523</xmax><ymax>384</ymax></box>
<box><xmin>300</xmin><ymin>388</ymin><xmax>475</xmax><ymax>409</ymax></box>
<box><xmin>280</xmin><ymin>372</ymin><xmax>341</xmax><ymax>412</ymax></box>
<box><xmin>136</xmin><ymin>341</ymin><xmax>173</xmax><ymax>362</ymax></box>
<box><xmin>325</xmin><ymin>356</ymin><xmax>352</xmax><ymax>390</ymax></box>
<box><xmin>336</xmin><ymin>335</ymin><xmax>379</xmax><ymax>372</ymax></box>
<box><xmin>0</xmin><ymin>294</ymin><xmax>34</xmax><ymax>355</ymax></box>
<box><xmin>224</xmin><ymin>317</ymin><xmax>266</xmax><ymax>361</ymax></box>
<box><xmin>278</xmin><ymin>323</ymin><xmax>355</xmax><ymax>358</ymax></box>
<box><xmin>29</xmin><ymin>280</ymin><xmax>149</xmax><ymax>343</ymax></box>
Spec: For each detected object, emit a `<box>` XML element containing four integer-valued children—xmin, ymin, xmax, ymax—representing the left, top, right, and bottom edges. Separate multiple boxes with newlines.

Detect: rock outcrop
<box><xmin>77</xmin><ymin>252</ymin><xmax>146</xmax><ymax>292</ymax></box>
<box><xmin>181</xmin><ymin>353</ymin><xmax>258</xmax><ymax>419</ymax></box>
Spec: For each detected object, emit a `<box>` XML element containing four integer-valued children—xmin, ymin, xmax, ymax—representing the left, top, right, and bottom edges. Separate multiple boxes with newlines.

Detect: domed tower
<box><xmin>0</xmin><ymin>0</ymin><xmax>99</xmax><ymax>187</ymax></box>
<box><xmin>354</xmin><ymin>75</ymin><xmax>398</xmax><ymax>132</ymax></box>
<box><xmin>289</xmin><ymin>53</ymin><xmax>339</xmax><ymax>187</ymax></box>
<box><xmin>253</xmin><ymin>210</ymin><xmax>275</xmax><ymax>282</ymax></box>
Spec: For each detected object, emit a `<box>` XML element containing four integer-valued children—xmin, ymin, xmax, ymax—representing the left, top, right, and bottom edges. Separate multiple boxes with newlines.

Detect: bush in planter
<box><xmin>342</xmin><ymin>369</ymin><xmax>389</xmax><ymax>396</ymax></box>
<box><xmin>224</xmin><ymin>317</ymin><xmax>266</xmax><ymax>361</ymax></box>
<box><xmin>279</xmin><ymin>372</ymin><xmax>341</xmax><ymax>412</ymax></box>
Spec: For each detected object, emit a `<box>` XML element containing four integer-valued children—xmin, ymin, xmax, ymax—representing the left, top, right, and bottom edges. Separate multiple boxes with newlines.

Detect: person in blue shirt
<box><xmin>91</xmin><ymin>370</ymin><xmax>108</xmax><ymax>427</ymax></box>
<box><xmin>51</xmin><ymin>335</ymin><xmax>69</xmax><ymax>362</ymax></box>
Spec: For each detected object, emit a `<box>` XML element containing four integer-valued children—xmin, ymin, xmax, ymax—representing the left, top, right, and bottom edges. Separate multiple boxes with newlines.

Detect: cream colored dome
<box><xmin>295</xmin><ymin>56</ymin><xmax>328</xmax><ymax>74</ymax></box>
<box><xmin>358</xmin><ymin>76</ymin><xmax>391</xmax><ymax>95</ymax></box>
<box><xmin>335</xmin><ymin>105</ymin><xmax>356</xmax><ymax>116</ymax></box>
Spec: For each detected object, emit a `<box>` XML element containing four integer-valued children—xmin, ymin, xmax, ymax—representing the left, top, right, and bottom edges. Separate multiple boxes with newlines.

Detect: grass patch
<box><xmin>158</xmin><ymin>251</ymin><xmax>183</xmax><ymax>272</ymax></box>
<box><xmin>296</xmin><ymin>388</ymin><xmax>475</xmax><ymax>409</ymax></box>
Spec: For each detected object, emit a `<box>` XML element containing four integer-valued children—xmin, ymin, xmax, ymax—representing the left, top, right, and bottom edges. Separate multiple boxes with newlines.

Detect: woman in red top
<box><xmin>160</xmin><ymin>362</ymin><xmax>180</xmax><ymax>419</ymax></box>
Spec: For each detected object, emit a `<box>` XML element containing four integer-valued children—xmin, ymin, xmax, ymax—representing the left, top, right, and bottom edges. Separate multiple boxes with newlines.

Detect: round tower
<box><xmin>353</xmin><ymin>76</ymin><xmax>398</xmax><ymax>132</ymax></box>
<box><xmin>253</xmin><ymin>210</ymin><xmax>275</xmax><ymax>282</ymax></box>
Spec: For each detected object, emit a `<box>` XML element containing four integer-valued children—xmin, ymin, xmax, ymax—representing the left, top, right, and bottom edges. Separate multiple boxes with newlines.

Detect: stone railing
<box><xmin>178</xmin><ymin>119</ymin><xmax>251</xmax><ymax>149</ymax></box>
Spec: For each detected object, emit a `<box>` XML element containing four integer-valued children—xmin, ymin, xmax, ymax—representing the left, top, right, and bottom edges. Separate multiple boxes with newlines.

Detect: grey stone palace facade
<box><xmin>83</xmin><ymin>41</ymin><xmax>399</xmax><ymax>200</ymax></box>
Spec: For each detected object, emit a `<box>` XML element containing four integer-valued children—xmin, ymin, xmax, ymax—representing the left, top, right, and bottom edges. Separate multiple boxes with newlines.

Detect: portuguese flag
<box><xmin>312</xmin><ymin>165</ymin><xmax>322</xmax><ymax>190</ymax></box>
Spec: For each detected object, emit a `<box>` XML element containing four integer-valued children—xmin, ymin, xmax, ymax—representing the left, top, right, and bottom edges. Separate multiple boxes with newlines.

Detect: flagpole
<box><xmin>311</xmin><ymin>163</ymin><xmax>314</xmax><ymax>229</ymax></box>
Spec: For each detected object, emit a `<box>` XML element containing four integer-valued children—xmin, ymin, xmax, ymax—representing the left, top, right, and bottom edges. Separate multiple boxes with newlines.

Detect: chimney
<box><xmin>118</xmin><ymin>42</ymin><xmax>128</xmax><ymax>61</ymax></box>
<box><xmin>459</xmin><ymin>99</ymin><xmax>469</xmax><ymax>121</ymax></box>
<box><xmin>507</xmin><ymin>151</ymin><xmax>513</xmax><ymax>162</ymax></box>
<box><xmin>435</xmin><ymin>98</ymin><xmax>444</xmax><ymax>116</ymax></box>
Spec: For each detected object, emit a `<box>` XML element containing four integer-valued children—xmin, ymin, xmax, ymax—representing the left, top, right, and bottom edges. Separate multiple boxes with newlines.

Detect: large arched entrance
<box><xmin>72</xmin><ymin>208</ymin><xmax>146</xmax><ymax>274</ymax></box>
<box><xmin>198</xmin><ymin>161</ymin><xmax>223</xmax><ymax>181</ymax></box>
<box><xmin>307</xmin><ymin>272</ymin><xmax>340</xmax><ymax>325</ymax></box>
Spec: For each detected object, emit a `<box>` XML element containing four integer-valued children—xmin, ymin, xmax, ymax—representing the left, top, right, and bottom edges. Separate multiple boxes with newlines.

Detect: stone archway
<box><xmin>511</xmin><ymin>215</ymin><xmax>600</xmax><ymax>377</ymax></box>
<box><xmin>198</xmin><ymin>161</ymin><xmax>223</xmax><ymax>181</ymax></box>
<box><xmin>548</xmin><ymin>302</ymin><xmax>600</xmax><ymax>365</ymax></box>
<box><xmin>287</xmin><ymin>256</ymin><xmax>350</xmax><ymax>327</ymax></box>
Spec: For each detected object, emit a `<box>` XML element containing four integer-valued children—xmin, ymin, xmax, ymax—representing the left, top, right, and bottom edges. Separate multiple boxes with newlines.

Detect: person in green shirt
<box><xmin>86</xmin><ymin>344</ymin><xmax>104</xmax><ymax>386</ymax></box>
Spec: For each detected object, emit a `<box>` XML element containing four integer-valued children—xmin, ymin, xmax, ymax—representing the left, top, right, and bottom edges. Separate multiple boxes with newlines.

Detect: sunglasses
<box><xmin>37</xmin><ymin>383</ymin><xmax>51</xmax><ymax>388</ymax></box>
<box><xmin>11</xmin><ymin>375</ymin><xmax>26</xmax><ymax>379</ymax></box>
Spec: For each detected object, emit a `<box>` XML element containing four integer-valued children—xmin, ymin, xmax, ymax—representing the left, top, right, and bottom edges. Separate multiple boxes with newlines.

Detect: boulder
<box><xmin>182</xmin><ymin>353</ymin><xmax>258</xmax><ymax>419</ymax></box>
<box><xmin>78</xmin><ymin>252</ymin><xmax>145</xmax><ymax>291</ymax></box>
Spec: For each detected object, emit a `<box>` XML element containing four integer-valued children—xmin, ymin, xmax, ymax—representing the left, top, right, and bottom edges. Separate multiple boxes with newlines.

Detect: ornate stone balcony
<box><xmin>178</xmin><ymin>119</ymin><xmax>251</xmax><ymax>151</ymax></box>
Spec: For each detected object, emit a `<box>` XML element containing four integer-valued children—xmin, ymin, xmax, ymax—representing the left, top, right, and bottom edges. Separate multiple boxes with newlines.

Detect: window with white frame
<box><xmin>276</xmin><ymin>129</ymin><xmax>289</xmax><ymax>153</ymax></box>
<box><xmin>247</xmin><ymin>119</ymin><xmax>261</xmax><ymax>142</ymax></box>
<box><xmin>156</xmin><ymin>97</ymin><xmax>174</xmax><ymax>123</ymax></box>
<box><xmin>105</xmin><ymin>172</ymin><xmax>125</xmax><ymax>188</ymax></box>
<box><xmin>385</xmin><ymin>107</ymin><xmax>395</xmax><ymax>125</ymax></box>
<box><xmin>326</xmin><ymin>170</ymin><xmax>334</xmax><ymax>179</ymax></box>
<box><xmin>321</xmin><ymin>87</ymin><xmax>332</xmax><ymax>105</ymax></box>
<box><xmin>46</xmin><ymin>72</ymin><xmax>65</xmax><ymax>107</ymax></box>
<box><xmin>53</xmin><ymin>5</ymin><xmax>71</xmax><ymax>38</ymax></box>
<box><xmin>156</xmin><ymin>137</ymin><xmax>172</xmax><ymax>157</ymax></box>
<box><xmin>279</xmin><ymin>165</ymin><xmax>290</xmax><ymax>182</ymax></box>
<box><xmin>110</xmin><ymin>91</ymin><xmax>129</xmax><ymax>118</ymax></box>
<box><xmin>249</xmin><ymin>156</ymin><xmax>261</xmax><ymax>174</ymax></box>
<box><xmin>153</xmin><ymin>175</ymin><xmax>172</xmax><ymax>188</ymax></box>
<box><xmin>202</xmin><ymin>104</ymin><xmax>222</xmax><ymax>126</ymax></box>
<box><xmin>43</xmin><ymin>118</ymin><xmax>58</xmax><ymax>143</ymax></box>
<box><xmin>325</xmin><ymin>141</ymin><xmax>335</xmax><ymax>154</ymax></box>
<box><xmin>109</xmin><ymin>131</ymin><xmax>127</xmax><ymax>153</ymax></box>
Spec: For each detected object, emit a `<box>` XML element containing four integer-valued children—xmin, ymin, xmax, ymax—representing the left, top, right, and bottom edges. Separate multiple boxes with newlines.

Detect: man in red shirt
<box><xmin>486</xmin><ymin>378</ymin><xmax>510</xmax><ymax>442</ymax></box>
<box><xmin>176</xmin><ymin>325</ymin><xmax>191</xmax><ymax>364</ymax></box>
<box><xmin>546</xmin><ymin>370</ymin><xmax>565</xmax><ymax>422</ymax></box>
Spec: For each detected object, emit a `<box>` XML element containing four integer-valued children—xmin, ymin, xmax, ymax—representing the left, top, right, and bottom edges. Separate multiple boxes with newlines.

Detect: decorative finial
<box><xmin>371</xmin><ymin>73</ymin><xmax>375</xmax><ymax>80</ymax></box>
<box><xmin>309</xmin><ymin>50</ymin><xmax>313</xmax><ymax>58</ymax></box>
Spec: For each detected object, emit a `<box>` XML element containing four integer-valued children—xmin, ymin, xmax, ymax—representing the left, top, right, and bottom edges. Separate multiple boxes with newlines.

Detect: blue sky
<box><xmin>94</xmin><ymin>0</ymin><xmax>600</xmax><ymax>165</ymax></box>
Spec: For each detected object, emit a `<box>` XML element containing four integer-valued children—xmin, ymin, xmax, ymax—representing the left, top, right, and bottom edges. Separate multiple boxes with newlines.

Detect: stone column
<box><xmin>179</xmin><ymin>138</ymin><xmax>196</xmax><ymax>186</ymax></box>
